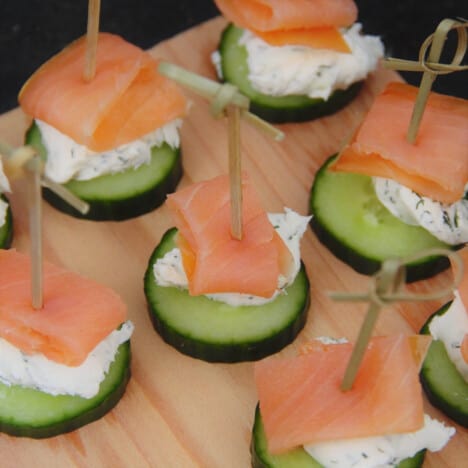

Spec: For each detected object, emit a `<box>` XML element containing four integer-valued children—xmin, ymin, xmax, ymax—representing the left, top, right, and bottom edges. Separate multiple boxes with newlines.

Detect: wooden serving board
<box><xmin>0</xmin><ymin>17</ymin><xmax>466</xmax><ymax>468</ymax></box>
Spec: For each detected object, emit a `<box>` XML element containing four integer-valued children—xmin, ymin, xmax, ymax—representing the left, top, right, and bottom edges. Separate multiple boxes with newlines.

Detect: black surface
<box><xmin>0</xmin><ymin>0</ymin><xmax>466</xmax><ymax>114</ymax></box>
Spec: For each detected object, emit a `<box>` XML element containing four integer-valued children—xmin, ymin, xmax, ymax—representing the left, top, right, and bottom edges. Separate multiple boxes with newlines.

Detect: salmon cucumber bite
<box><xmin>144</xmin><ymin>173</ymin><xmax>311</xmax><ymax>363</ymax></box>
<box><xmin>0</xmin><ymin>249</ymin><xmax>133</xmax><ymax>438</ymax></box>
<box><xmin>420</xmin><ymin>248</ymin><xmax>468</xmax><ymax>428</ymax></box>
<box><xmin>309</xmin><ymin>82</ymin><xmax>468</xmax><ymax>282</ymax></box>
<box><xmin>211</xmin><ymin>0</ymin><xmax>384</xmax><ymax>123</ymax></box>
<box><xmin>252</xmin><ymin>334</ymin><xmax>455</xmax><ymax>467</ymax></box>
<box><xmin>19</xmin><ymin>32</ymin><xmax>188</xmax><ymax>221</ymax></box>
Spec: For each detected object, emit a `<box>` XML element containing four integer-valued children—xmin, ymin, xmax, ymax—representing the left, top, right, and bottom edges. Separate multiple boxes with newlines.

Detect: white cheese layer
<box><xmin>0</xmin><ymin>158</ymin><xmax>11</xmax><ymax>228</ymax></box>
<box><xmin>37</xmin><ymin>118</ymin><xmax>183</xmax><ymax>184</ymax></box>
<box><xmin>153</xmin><ymin>208</ymin><xmax>310</xmax><ymax>306</ymax></box>
<box><xmin>304</xmin><ymin>414</ymin><xmax>455</xmax><ymax>467</ymax></box>
<box><xmin>0</xmin><ymin>321</ymin><xmax>134</xmax><ymax>398</ymax></box>
<box><xmin>237</xmin><ymin>23</ymin><xmax>383</xmax><ymax>100</ymax></box>
<box><xmin>0</xmin><ymin>198</ymin><xmax>8</xmax><ymax>228</ymax></box>
<box><xmin>374</xmin><ymin>177</ymin><xmax>468</xmax><ymax>245</ymax></box>
<box><xmin>428</xmin><ymin>291</ymin><xmax>468</xmax><ymax>381</ymax></box>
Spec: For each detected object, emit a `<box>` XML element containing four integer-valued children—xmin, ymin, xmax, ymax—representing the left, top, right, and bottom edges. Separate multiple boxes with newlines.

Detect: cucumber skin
<box><xmin>42</xmin><ymin>157</ymin><xmax>182</xmax><ymax>221</ymax></box>
<box><xmin>218</xmin><ymin>24</ymin><xmax>363</xmax><ymax>124</ymax></box>
<box><xmin>420</xmin><ymin>303</ymin><xmax>468</xmax><ymax>428</ymax></box>
<box><xmin>0</xmin><ymin>198</ymin><xmax>13</xmax><ymax>249</ymax></box>
<box><xmin>251</xmin><ymin>406</ymin><xmax>425</xmax><ymax>468</ymax></box>
<box><xmin>0</xmin><ymin>342</ymin><xmax>131</xmax><ymax>438</ymax></box>
<box><xmin>25</xmin><ymin>123</ymin><xmax>183</xmax><ymax>221</ymax></box>
<box><xmin>309</xmin><ymin>155</ymin><xmax>454</xmax><ymax>283</ymax></box>
<box><xmin>144</xmin><ymin>229</ymin><xmax>310</xmax><ymax>363</ymax></box>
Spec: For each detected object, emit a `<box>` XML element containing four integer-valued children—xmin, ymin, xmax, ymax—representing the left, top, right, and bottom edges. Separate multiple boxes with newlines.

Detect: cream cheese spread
<box><xmin>0</xmin><ymin>158</ymin><xmax>11</xmax><ymax>227</ymax></box>
<box><xmin>374</xmin><ymin>177</ymin><xmax>468</xmax><ymax>245</ymax></box>
<box><xmin>237</xmin><ymin>23</ymin><xmax>383</xmax><ymax>100</ymax></box>
<box><xmin>36</xmin><ymin>118</ymin><xmax>183</xmax><ymax>184</ymax></box>
<box><xmin>153</xmin><ymin>208</ymin><xmax>311</xmax><ymax>306</ymax></box>
<box><xmin>428</xmin><ymin>291</ymin><xmax>468</xmax><ymax>382</ymax></box>
<box><xmin>304</xmin><ymin>414</ymin><xmax>455</xmax><ymax>467</ymax></box>
<box><xmin>0</xmin><ymin>321</ymin><xmax>134</xmax><ymax>398</ymax></box>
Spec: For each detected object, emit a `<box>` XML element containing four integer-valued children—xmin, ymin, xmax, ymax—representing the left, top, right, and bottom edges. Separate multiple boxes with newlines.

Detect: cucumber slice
<box><xmin>252</xmin><ymin>406</ymin><xmax>321</xmax><ymax>467</ymax></box>
<box><xmin>251</xmin><ymin>406</ymin><xmax>425</xmax><ymax>468</ymax></box>
<box><xmin>309</xmin><ymin>155</ymin><xmax>452</xmax><ymax>282</ymax></box>
<box><xmin>0</xmin><ymin>341</ymin><xmax>131</xmax><ymax>438</ymax></box>
<box><xmin>25</xmin><ymin>122</ymin><xmax>182</xmax><ymax>221</ymax></box>
<box><xmin>144</xmin><ymin>228</ymin><xmax>310</xmax><ymax>362</ymax></box>
<box><xmin>0</xmin><ymin>197</ymin><xmax>13</xmax><ymax>249</ymax></box>
<box><xmin>420</xmin><ymin>303</ymin><xmax>468</xmax><ymax>427</ymax></box>
<box><xmin>217</xmin><ymin>24</ymin><xmax>363</xmax><ymax>123</ymax></box>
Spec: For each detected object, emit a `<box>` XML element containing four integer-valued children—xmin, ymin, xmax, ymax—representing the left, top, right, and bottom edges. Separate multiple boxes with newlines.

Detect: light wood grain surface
<box><xmin>0</xmin><ymin>16</ymin><xmax>466</xmax><ymax>468</ymax></box>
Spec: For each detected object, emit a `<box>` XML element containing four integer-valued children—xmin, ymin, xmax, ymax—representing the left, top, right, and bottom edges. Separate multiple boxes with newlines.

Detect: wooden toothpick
<box><xmin>83</xmin><ymin>0</ymin><xmax>101</xmax><ymax>82</ymax></box>
<box><xmin>384</xmin><ymin>18</ymin><xmax>468</xmax><ymax>143</ymax></box>
<box><xmin>1</xmin><ymin>142</ymin><xmax>89</xmax><ymax>215</ymax></box>
<box><xmin>227</xmin><ymin>105</ymin><xmax>242</xmax><ymax>239</ymax></box>
<box><xmin>158</xmin><ymin>62</ymin><xmax>284</xmax><ymax>241</ymax></box>
<box><xmin>26</xmin><ymin>155</ymin><xmax>43</xmax><ymax>309</ymax></box>
<box><xmin>329</xmin><ymin>248</ymin><xmax>463</xmax><ymax>391</ymax></box>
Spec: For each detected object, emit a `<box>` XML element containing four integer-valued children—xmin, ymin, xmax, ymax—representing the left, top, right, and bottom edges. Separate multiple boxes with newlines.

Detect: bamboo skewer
<box><xmin>339</xmin><ymin>259</ymin><xmax>404</xmax><ymax>391</ymax></box>
<box><xmin>330</xmin><ymin>248</ymin><xmax>464</xmax><ymax>390</ymax></box>
<box><xmin>83</xmin><ymin>0</ymin><xmax>101</xmax><ymax>82</ymax></box>
<box><xmin>0</xmin><ymin>142</ymin><xmax>89</xmax><ymax>214</ymax></box>
<box><xmin>0</xmin><ymin>142</ymin><xmax>92</xmax><ymax>309</ymax></box>
<box><xmin>384</xmin><ymin>18</ymin><xmax>468</xmax><ymax>143</ymax></box>
<box><xmin>227</xmin><ymin>105</ymin><xmax>242</xmax><ymax>240</ymax></box>
<box><xmin>158</xmin><ymin>61</ymin><xmax>283</xmax><ymax>240</ymax></box>
<box><xmin>25</xmin><ymin>155</ymin><xmax>43</xmax><ymax>309</ymax></box>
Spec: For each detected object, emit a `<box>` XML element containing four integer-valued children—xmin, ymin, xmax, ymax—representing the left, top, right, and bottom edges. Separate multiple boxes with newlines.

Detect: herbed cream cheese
<box><xmin>304</xmin><ymin>414</ymin><xmax>455</xmax><ymax>467</ymax></box>
<box><xmin>0</xmin><ymin>158</ymin><xmax>11</xmax><ymax>227</ymax></box>
<box><xmin>0</xmin><ymin>198</ymin><xmax>8</xmax><ymax>228</ymax></box>
<box><xmin>428</xmin><ymin>291</ymin><xmax>468</xmax><ymax>382</ymax></box>
<box><xmin>0</xmin><ymin>321</ymin><xmax>134</xmax><ymax>398</ymax></box>
<box><xmin>153</xmin><ymin>208</ymin><xmax>311</xmax><ymax>306</ymax></box>
<box><xmin>237</xmin><ymin>23</ymin><xmax>384</xmax><ymax>100</ymax></box>
<box><xmin>37</xmin><ymin>118</ymin><xmax>183</xmax><ymax>184</ymax></box>
<box><xmin>374</xmin><ymin>177</ymin><xmax>468</xmax><ymax>245</ymax></box>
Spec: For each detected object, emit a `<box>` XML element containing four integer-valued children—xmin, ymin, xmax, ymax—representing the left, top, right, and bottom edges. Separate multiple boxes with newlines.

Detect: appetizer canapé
<box><xmin>144</xmin><ymin>173</ymin><xmax>310</xmax><ymax>362</ymax></box>
<box><xmin>420</xmin><ymin>248</ymin><xmax>468</xmax><ymax>427</ymax></box>
<box><xmin>211</xmin><ymin>0</ymin><xmax>383</xmax><ymax>122</ymax></box>
<box><xmin>0</xmin><ymin>249</ymin><xmax>133</xmax><ymax>438</ymax></box>
<box><xmin>310</xmin><ymin>82</ymin><xmax>468</xmax><ymax>281</ymax></box>
<box><xmin>252</xmin><ymin>335</ymin><xmax>454</xmax><ymax>467</ymax></box>
<box><xmin>19</xmin><ymin>33</ymin><xmax>187</xmax><ymax>221</ymax></box>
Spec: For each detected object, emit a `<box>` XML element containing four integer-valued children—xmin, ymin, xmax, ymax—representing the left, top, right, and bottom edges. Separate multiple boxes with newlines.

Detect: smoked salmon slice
<box><xmin>166</xmin><ymin>173</ymin><xmax>292</xmax><ymax>297</ymax></box>
<box><xmin>253</xmin><ymin>27</ymin><xmax>351</xmax><ymax>53</ymax></box>
<box><xmin>254</xmin><ymin>334</ymin><xmax>425</xmax><ymax>454</ymax></box>
<box><xmin>0</xmin><ymin>249</ymin><xmax>127</xmax><ymax>366</ymax></box>
<box><xmin>214</xmin><ymin>0</ymin><xmax>356</xmax><ymax>51</ymax></box>
<box><xmin>19</xmin><ymin>33</ymin><xmax>187</xmax><ymax>152</ymax></box>
<box><xmin>331</xmin><ymin>82</ymin><xmax>468</xmax><ymax>204</ymax></box>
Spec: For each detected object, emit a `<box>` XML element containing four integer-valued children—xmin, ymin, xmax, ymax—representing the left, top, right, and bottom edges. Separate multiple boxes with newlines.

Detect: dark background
<box><xmin>0</xmin><ymin>0</ymin><xmax>466</xmax><ymax>113</ymax></box>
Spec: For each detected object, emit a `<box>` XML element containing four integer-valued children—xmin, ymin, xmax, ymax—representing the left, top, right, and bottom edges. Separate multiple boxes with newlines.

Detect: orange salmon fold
<box><xmin>253</xmin><ymin>27</ymin><xmax>351</xmax><ymax>53</ymax></box>
<box><xmin>19</xmin><ymin>33</ymin><xmax>187</xmax><ymax>152</ymax></box>
<box><xmin>331</xmin><ymin>82</ymin><xmax>468</xmax><ymax>204</ymax></box>
<box><xmin>0</xmin><ymin>249</ymin><xmax>127</xmax><ymax>366</ymax></box>
<box><xmin>254</xmin><ymin>335</ymin><xmax>425</xmax><ymax>454</ymax></box>
<box><xmin>214</xmin><ymin>0</ymin><xmax>357</xmax><ymax>51</ymax></box>
<box><xmin>166</xmin><ymin>174</ymin><xmax>292</xmax><ymax>297</ymax></box>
